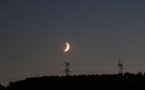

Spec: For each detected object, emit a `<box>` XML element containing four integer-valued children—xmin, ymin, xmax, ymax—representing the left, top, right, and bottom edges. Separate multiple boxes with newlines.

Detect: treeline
<box><xmin>1</xmin><ymin>72</ymin><xmax>145</xmax><ymax>90</ymax></box>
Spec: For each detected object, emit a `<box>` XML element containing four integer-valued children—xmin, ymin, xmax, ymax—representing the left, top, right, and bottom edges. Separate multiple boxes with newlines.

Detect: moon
<box><xmin>63</xmin><ymin>42</ymin><xmax>70</xmax><ymax>52</ymax></box>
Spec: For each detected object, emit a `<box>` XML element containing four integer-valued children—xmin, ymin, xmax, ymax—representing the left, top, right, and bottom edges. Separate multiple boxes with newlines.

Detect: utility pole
<box><xmin>118</xmin><ymin>58</ymin><xmax>123</xmax><ymax>74</ymax></box>
<box><xmin>64</xmin><ymin>62</ymin><xmax>71</xmax><ymax>76</ymax></box>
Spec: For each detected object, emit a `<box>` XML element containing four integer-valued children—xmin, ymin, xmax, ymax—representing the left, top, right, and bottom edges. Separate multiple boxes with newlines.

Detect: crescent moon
<box><xmin>63</xmin><ymin>42</ymin><xmax>70</xmax><ymax>52</ymax></box>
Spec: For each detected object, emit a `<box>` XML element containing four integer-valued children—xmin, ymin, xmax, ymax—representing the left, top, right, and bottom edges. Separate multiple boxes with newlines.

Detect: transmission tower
<box><xmin>64</xmin><ymin>62</ymin><xmax>71</xmax><ymax>76</ymax></box>
<box><xmin>118</xmin><ymin>58</ymin><xmax>123</xmax><ymax>74</ymax></box>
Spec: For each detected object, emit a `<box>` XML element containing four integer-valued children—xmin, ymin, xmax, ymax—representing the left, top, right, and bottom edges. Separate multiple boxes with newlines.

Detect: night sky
<box><xmin>0</xmin><ymin>0</ymin><xmax>145</xmax><ymax>86</ymax></box>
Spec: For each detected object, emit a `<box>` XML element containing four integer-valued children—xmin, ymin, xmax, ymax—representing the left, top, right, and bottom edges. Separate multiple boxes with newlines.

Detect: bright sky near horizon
<box><xmin>0</xmin><ymin>0</ymin><xmax>145</xmax><ymax>86</ymax></box>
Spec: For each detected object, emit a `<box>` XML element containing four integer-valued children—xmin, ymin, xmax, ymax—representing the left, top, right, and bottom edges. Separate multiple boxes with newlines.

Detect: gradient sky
<box><xmin>0</xmin><ymin>0</ymin><xmax>145</xmax><ymax>86</ymax></box>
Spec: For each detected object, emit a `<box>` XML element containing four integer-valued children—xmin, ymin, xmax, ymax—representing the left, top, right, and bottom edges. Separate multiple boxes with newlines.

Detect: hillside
<box><xmin>1</xmin><ymin>72</ymin><xmax>145</xmax><ymax>90</ymax></box>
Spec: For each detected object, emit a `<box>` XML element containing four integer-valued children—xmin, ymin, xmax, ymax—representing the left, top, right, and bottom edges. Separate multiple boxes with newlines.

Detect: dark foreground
<box><xmin>1</xmin><ymin>72</ymin><xmax>145</xmax><ymax>90</ymax></box>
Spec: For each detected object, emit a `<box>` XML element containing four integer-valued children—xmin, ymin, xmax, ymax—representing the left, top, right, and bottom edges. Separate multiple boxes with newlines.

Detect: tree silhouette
<box><xmin>3</xmin><ymin>72</ymin><xmax>145</xmax><ymax>90</ymax></box>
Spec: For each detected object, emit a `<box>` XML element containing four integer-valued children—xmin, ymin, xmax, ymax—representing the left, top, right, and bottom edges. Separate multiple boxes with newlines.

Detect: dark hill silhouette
<box><xmin>2</xmin><ymin>72</ymin><xmax>145</xmax><ymax>90</ymax></box>
<box><xmin>0</xmin><ymin>84</ymin><xmax>5</xmax><ymax>90</ymax></box>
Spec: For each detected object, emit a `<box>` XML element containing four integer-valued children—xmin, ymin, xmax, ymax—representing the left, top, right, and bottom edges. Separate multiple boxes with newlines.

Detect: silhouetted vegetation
<box><xmin>0</xmin><ymin>84</ymin><xmax>5</xmax><ymax>90</ymax></box>
<box><xmin>2</xmin><ymin>72</ymin><xmax>145</xmax><ymax>90</ymax></box>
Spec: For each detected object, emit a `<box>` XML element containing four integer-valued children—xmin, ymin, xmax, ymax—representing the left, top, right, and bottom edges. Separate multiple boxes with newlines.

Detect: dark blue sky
<box><xmin>0</xmin><ymin>0</ymin><xmax>145</xmax><ymax>85</ymax></box>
